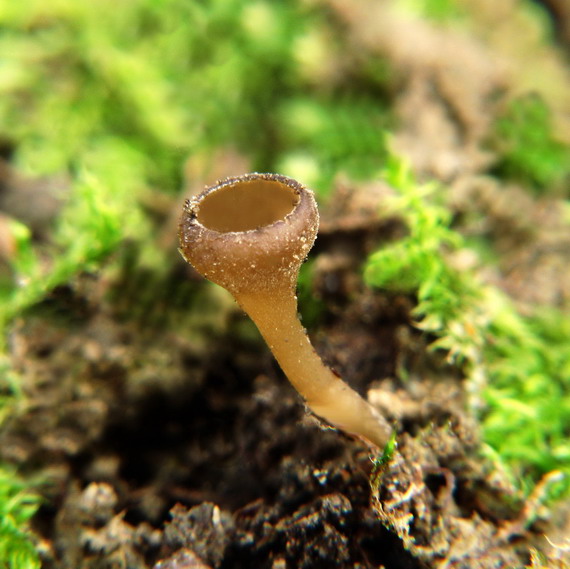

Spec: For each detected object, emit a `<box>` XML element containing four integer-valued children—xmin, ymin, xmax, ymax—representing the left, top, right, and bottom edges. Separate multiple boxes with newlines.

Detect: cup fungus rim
<box><xmin>183</xmin><ymin>172</ymin><xmax>308</xmax><ymax>236</ymax></box>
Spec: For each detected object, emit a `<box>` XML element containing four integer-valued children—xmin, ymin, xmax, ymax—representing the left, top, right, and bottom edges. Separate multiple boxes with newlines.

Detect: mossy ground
<box><xmin>0</xmin><ymin>0</ymin><xmax>569</xmax><ymax>567</ymax></box>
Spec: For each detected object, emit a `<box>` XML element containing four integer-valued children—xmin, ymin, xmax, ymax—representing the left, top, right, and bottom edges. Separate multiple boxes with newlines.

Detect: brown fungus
<box><xmin>178</xmin><ymin>173</ymin><xmax>392</xmax><ymax>449</ymax></box>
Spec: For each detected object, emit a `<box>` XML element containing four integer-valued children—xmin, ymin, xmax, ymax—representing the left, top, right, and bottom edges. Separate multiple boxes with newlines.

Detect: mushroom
<box><xmin>178</xmin><ymin>173</ymin><xmax>392</xmax><ymax>449</ymax></box>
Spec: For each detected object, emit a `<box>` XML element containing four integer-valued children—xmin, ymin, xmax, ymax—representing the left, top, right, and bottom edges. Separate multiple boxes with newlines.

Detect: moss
<box><xmin>396</xmin><ymin>0</ymin><xmax>467</xmax><ymax>23</ymax></box>
<box><xmin>0</xmin><ymin>468</ymin><xmax>40</xmax><ymax>569</ymax></box>
<box><xmin>277</xmin><ymin>97</ymin><xmax>391</xmax><ymax>195</ymax></box>
<box><xmin>364</xmin><ymin>156</ymin><xmax>570</xmax><ymax>501</ymax></box>
<box><xmin>364</xmin><ymin>156</ymin><xmax>481</xmax><ymax>346</ymax></box>
<box><xmin>483</xmin><ymin>308</ymin><xmax>570</xmax><ymax>498</ymax></box>
<box><xmin>0</xmin><ymin>165</ymin><xmax>145</xmax><ymax>334</ymax></box>
<box><xmin>490</xmin><ymin>93</ymin><xmax>570</xmax><ymax>193</ymax></box>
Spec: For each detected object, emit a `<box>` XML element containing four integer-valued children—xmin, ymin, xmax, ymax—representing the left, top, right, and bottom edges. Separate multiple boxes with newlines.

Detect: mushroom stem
<box><xmin>178</xmin><ymin>173</ymin><xmax>392</xmax><ymax>449</ymax></box>
<box><xmin>236</xmin><ymin>290</ymin><xmax>392</xmax><ymax>448</ymax></box>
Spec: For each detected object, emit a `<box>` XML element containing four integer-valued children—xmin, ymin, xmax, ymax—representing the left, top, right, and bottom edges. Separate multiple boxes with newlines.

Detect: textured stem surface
<box><xmin>236</xmin><ymin>289</ymin><xmax>392</xmax><ymax>448</ymax></box>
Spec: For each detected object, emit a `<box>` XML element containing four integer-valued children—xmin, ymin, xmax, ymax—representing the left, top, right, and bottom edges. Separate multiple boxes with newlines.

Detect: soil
<box><xmin>1</xmin><ymin>2</ymin><xmax>570</xmax><ymax>568</ymax></box>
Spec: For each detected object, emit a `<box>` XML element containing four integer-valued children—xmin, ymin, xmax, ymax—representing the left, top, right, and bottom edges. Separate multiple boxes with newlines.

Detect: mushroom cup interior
<box><xmin>196</xmin><ymin>179</ymin><xmax>299</xmax><ymax>233</ymax></box>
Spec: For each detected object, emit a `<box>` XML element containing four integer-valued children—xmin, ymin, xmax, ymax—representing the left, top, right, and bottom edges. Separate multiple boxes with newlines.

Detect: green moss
<box><xmin>0</xmin><ymin>159</ymin><xmax>146</xmax><ymax>333</ymax></box>
<box><xmin>364</xmin><ymin>156</ymin><xmax>570</xmax><ymax>501</ymax></box>
<box><xmin>483</xmin><ymin>308</ymin><xmax>570</xmax><ymax>497</ymax></box>
<box><xmin>490</xmin><ymin>94</ymin><xmax>570</xmax><ymax>193</ymax></box>
<box><xmin>396</xmin><ymin>0</ymin><xmax>467</xmax><ymax>23</ymax></box>
<box><xmin>0</xmin><ymin>466</ymin><xmax>40</xmax><ymax>569</ymax></box>
<box><xmin>277</xmin><ymin>97</ymin><xmax>391</xmax><ymax>195</ymax></box>
<box><xmin>0</xmin><ymin>356</ymin><xmax>39</xmax><ymax>568</ymax></box>
<box><xmin>364</xmin><ymin>156</ymin><xmax>481</xmax><ymax>349</ymax></box>
<box><xmin>370</xmin><ymin>430</ymin><xmax>398</xmax><ymax>491</ymax></box>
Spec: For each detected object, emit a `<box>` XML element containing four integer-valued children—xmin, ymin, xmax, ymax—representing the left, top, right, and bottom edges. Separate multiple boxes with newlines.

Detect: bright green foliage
<box><xmin>364</xmin><ymin>157</ymin><xmax>483</xmax><ymax>359</ymax></box>
<box><xmin>0</xmin><ymin>468</ymin><xmax>40</xmax><ymax>569</ymax></box>
<box><xmin>370</xmin><ymin>430</ymin><xmax>398</xmax><ymax>488</ymax></box>
<box><xmin>396</xmin><ymin>0</ymin><xmax>467</xmax><ymax>23</ymax></box>
<box><xmin>0</xmin><ymin>0</ymin><xmax>293</xmax><ymax>181</ymax></box>
<box><xmin>483</xmin><ymin>308</ymin><xmax>570</xmax><ymax>498</ymax></box>
<box><xmin>0</xmin><ymin>0</ymin><xmax>390</xmax><ymax>190</ymax></box>
<box><xmin>0</xmin><ymin>159</ymin><xmax>146</xmax><ymax>333</ymax></box>
<box><xmin>491</xmin><ymin>94</ymin><xmax>570</xmax><ymax>192</ymax></box>
<box><xmin>278</xmin><ymin>97</ymin><xmax>390</xmax><ymax>193</ymax></box>
<box><xmin>364</xmin><ymin>156</ymin><xmax>570</xmax><ymax>501</ymax></box>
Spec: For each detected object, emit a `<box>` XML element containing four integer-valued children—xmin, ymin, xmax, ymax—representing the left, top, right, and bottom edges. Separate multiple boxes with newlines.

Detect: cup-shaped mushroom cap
<box><xmin>178</xmin><ymin>173</ymin><xmax>319</xmax><ymax>295</ymax></box>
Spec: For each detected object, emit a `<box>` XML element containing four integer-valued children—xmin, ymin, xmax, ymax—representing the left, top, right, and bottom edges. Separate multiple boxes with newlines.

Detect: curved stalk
<box><xmin>178</xmin><ymin>173</ymin><xmax>391</xmax><ymax>448</ymax></box>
